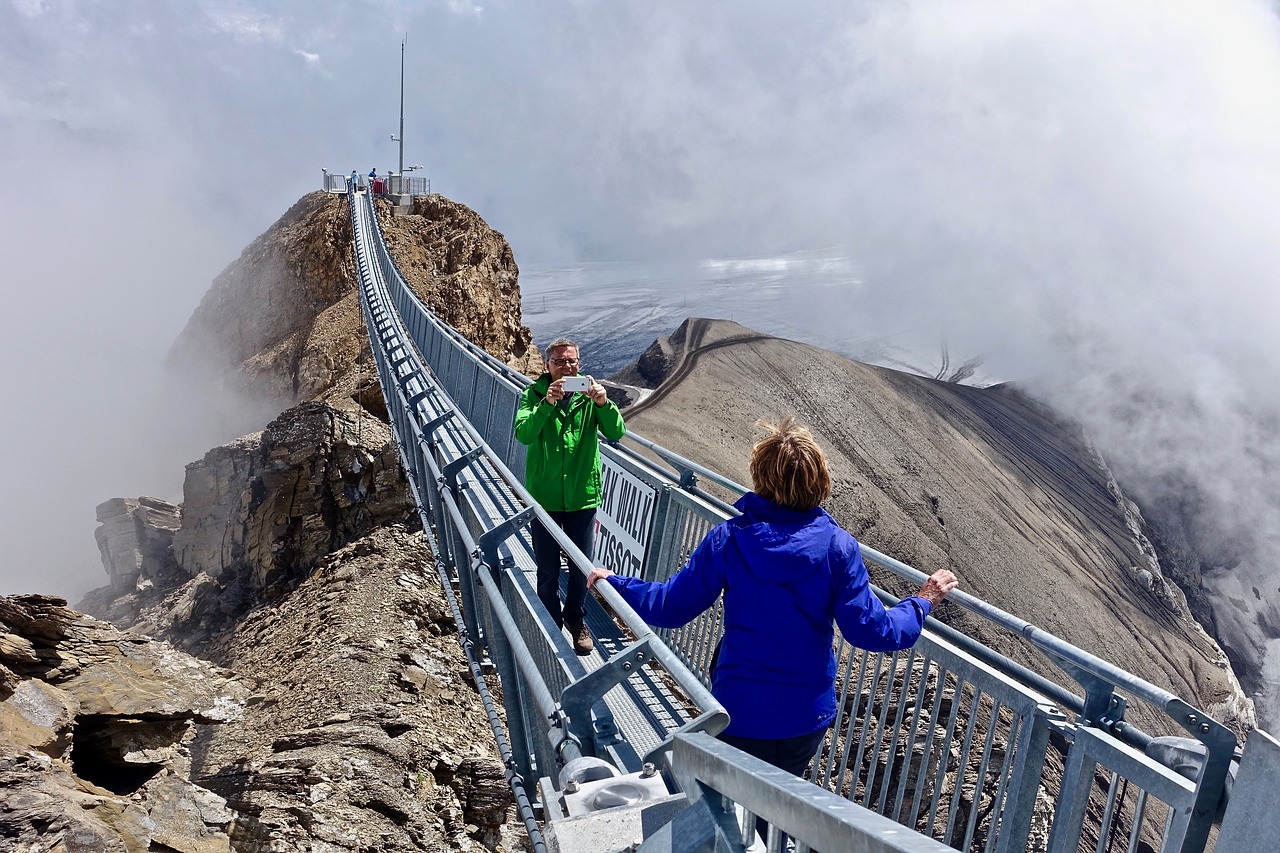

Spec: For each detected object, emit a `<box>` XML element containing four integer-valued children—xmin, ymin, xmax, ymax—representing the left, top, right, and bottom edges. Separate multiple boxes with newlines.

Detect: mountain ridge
<box><xmin>613</xmin><ymin>317</ymin><xmax>1253</xmax><ymax>735</ymax></box>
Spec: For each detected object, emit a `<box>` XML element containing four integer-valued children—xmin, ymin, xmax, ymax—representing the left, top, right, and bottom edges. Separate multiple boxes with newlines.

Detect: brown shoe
<box><xmin>568</xmin><ymin>619</ymin><xmax>593</xmax><ymax>656</ymax></box>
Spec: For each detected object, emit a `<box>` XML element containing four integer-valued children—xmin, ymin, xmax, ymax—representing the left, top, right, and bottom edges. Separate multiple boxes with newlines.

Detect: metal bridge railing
<box><xmin>351</xmin><ymin>191</ymin><xmax>733</xmax><ymax>848</ymax></box>
<box><xmin>348</xmin><ymin>189</ymin><xmax>1271</xmax><ymax>853</ymax></box>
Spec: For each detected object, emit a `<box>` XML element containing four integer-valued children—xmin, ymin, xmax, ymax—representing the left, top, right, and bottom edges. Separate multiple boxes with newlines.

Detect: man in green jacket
<box><xmin>514</xmin><ymin>338</ymin><xmax>626</xmax><ymax>655</ymax></box>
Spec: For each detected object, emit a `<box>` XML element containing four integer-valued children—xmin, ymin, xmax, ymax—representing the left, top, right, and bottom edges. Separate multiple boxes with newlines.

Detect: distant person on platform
<box><xmin>514</xmin><ymin>338</ymin><xmax>626</xmax><ymax>655</ymax></box>
<box><xmin>349</xmin><ymin>170</ymin><xmax>359</xmax><ymax>193</ymax></box>
<box><xmin>588</xmin><ymin>417</ymin><xmax>958</xmax><ymax>779</ymax></box>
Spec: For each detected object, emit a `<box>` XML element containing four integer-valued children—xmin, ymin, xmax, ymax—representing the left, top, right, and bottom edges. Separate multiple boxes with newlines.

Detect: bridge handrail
<box><xmin>345</xmin><ymin>272</ymin><xmax>1205</xmax><ymax>737</ymax></box>
<box><xmin>352</xmin><ymin>189</ymin><xmax>728</xmax><ymax>763</ymax></box>
<box><xmin>363</xmin><ymin>209</ymin><xmax>727</xmax><ymax>737</ymax></box>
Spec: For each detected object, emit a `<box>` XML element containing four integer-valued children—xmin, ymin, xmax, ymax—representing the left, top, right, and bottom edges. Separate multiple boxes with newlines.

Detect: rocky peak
<box><xmin>94</xmin><ymin>495</ymin><xmax>182</xmax><ymax>595</ymax></box>
<box><xmin>378</xmin><ymin>195</ymin><xmax>541</xmax><ymax>374</ymax></box>
<box><xmin>73</xmin><ymin>396</ymin><xmax>523</xmax><ymax>849</ymax></box>
<box><xmin>167</xmin><ymin>192</ymin><xmax>541</xmax><ymax>411</ymax></box>
<box><xmin>53</xmin><ymin>191</ymin><xmax>540</xmax><ymax>851</ymax></box>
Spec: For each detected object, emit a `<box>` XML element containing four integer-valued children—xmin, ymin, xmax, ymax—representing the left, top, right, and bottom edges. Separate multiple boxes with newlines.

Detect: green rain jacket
<box><xmin>513</xmin><ymin>374</ymin><xmax>627</xmax><ymax>512</ymax></box>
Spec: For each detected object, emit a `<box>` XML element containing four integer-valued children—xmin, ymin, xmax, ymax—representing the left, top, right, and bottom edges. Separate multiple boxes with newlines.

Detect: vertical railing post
<box><xmin>994</xmin><ymin>706</ymin><xmax>1057</xmax><ymax>853</ymax></box>
<box><xmin>1169</xmin><ymin>701</ymin><xmax>1237</xmax><ymax>853</ymax></box>
<box><xmin>643</xmin><ymin>484</ymin><xmax>678</xmax><ymax>583</ymax></box>
<box><xmin>475</xmin><ymin>511</ymin><xmax>541</xmax><ymax>788</ymax></box>
<box><xmin>451</xmin><ymin>514</ymin><xmax>482</xmax><ymax>649</ymax></box>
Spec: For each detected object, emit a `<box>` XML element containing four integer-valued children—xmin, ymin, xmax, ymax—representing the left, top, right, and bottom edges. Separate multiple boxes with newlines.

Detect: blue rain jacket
<box><xmin>606</xmin><ymin>492</ymin><xmax>932</xmax><ymax>739</ymax></box>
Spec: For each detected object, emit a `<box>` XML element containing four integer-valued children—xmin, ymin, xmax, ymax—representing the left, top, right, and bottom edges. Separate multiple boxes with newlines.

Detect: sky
<box><xmin>3</xmin><ymin>0</ymin><xmax>1280</xmax><ymax>717</ymax></box>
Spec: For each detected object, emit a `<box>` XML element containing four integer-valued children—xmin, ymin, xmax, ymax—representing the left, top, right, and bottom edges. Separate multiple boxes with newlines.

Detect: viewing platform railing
<box><xmin>324</xmin><ymin>172</ymin><xmax>431</xmax><ymax>196</ymax></box>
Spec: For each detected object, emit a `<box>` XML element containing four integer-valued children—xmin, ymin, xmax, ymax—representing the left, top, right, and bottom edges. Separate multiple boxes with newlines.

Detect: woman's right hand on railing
<box><xmin>917</xmin><ymin>569</ymin><xmax>959</xmax><ymax>607</ymax></box>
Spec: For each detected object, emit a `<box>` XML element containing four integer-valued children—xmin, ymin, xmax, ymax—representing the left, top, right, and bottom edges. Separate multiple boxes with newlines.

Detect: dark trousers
<box><xmin>718</xmin><ymin>728</ymin><xmax>826</xmax><ymax>845</ymax></box>
<box><xmin>531</xmin><ymin>509</ymin><xmax>595</xmax><ymax>628</ymax></box>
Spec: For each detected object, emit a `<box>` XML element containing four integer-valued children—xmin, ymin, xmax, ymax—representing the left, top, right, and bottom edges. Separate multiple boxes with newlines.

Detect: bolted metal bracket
<box><xmin>1165</xmin><ymin>697</ymin><xmax>1238</xmax><ymax>851</ymax></box>
<box><xmin>561</xmin><ymin>638</ymin><xmax>654</xmax><ymax>757</ymax></box>
<box><xmin>442</xmin><ymin>447</ymin><xmax>483</xmax><ymax>492</ymax></box>
<box><xmin>406</xmin><ymin>388</ymin><xmax>433</xmax><ymax>411</ymax></box>
<box><xmin>1098</xmin><ymin>694</ymin><xmax>1129</xmax><ymax>731</ymax></box>
<box><xmin>1046</xmin><ymin>652</ymin><xmax>1126</xmax><ymax>731</ymax></box>
<box><xmin>422</xmin><ymin>409</ymin><xmax>456</xmax><ymax>441</ymax></box>
<box><xmin>476</xmin><ymin>506</ymin><xmax>537</xmax><ymax>575</ymax></box>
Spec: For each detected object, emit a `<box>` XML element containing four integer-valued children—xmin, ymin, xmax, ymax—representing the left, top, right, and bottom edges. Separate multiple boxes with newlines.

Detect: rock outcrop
<box><xmin>56</xmin><ymin>191</ymin><xmax>540</xmax><ymax>851</ymax></box>
<box><xmin>93</xmin><ymin>496</ymin><xmax>182</xmax><ymax>595</ymax></box>
<box><xmin>167</xmin><ymin>192</ymin><xmax>541</xmax><ymax>412</ymax></box>
<box><xmin>1</xmin><ymin>594</ymin><xmax>246</xmax><ymax>850</ymax></box>
<box><xmin>378</xmin><ymin>195</ymin><xmax>542</xmax><ymax>375</ymax></box>
<box><xmin>172</xmin><ymin>402</ymin><xmax>411</xmax><ymax>599</ymax></box>
<box><xmin>74</xmin><ymin>398</ymin><xmax>523</xmax><ymax>850</ymax></box>
<box><xmin>83</xmin><ymin>401</ymin><xmax>413</xmax><ymax>652</ymax></box>
<box><xmin>191</xmin><ymin>524</ymin><xmax>518</xmax><ymax>852</ymax></box>
<box><xmin>616</xmin><ymin>318</ymin><xmax>1255</xmax><ymax>736</ymax></box>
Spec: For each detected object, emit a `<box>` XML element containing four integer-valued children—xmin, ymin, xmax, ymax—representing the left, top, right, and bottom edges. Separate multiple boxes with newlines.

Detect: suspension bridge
<box><xmin>345</xmin><ymin>181</ymin><xmax>1278</xmax><ymax>853</ymax></box>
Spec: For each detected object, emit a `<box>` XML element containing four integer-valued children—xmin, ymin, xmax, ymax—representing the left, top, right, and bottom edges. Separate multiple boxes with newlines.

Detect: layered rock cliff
<box><xmin>2</xmin><ymin>192</ymin><xmax>537</xmax><ymax>851</ymax></box>
<box><xmin>77</xmin><ymin>425</ymin><xmax>520</xmax><ymax>849</ymax></box>
<box><xmin>82</xmin><ymin>401</ymin><xmax>414</xmax><ymax>649</ymax></box>
<box><xmin>1</xmin><ymin>594</ymin><xmax>246</xmax><ymax>850</ymax></box>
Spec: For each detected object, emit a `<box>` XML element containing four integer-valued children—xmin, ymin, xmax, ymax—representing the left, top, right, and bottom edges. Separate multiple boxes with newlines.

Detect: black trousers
<box><xmin>718</xmin><ymin>729</ymin><xmax>826</xmax><ymax>779</ymax></box>
<box><xmin>531</xmin><ymin>508</ymin><xmax>595</xmax><ymax>628</ymax></box>
<box><xmin>718</xmin><ymin>728</ymin><xmax>826</xmax><ymax>846</ymax></box>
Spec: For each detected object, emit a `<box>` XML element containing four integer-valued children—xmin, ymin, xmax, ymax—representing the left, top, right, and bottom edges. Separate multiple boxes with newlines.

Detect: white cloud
<box><xmin>10</xmin><ymin>0</ymin><xmax>45</xmax><ymax>18</ymax></box>
<box><xmin>201</xmin><ymin>6</ymin><xmax>284</xmax><ymax>42</ymax></box>
<box><xmin>446</xmin><ymin>0</ymin><xmax>482</xmax><ymax>18</ymax></box>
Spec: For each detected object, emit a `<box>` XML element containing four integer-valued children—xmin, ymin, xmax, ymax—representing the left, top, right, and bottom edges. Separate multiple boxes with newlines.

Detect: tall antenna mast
<box><xmin>398</xmin><ymin>35</ymin><xmax>406</xmax><ymax>183</ymax></box>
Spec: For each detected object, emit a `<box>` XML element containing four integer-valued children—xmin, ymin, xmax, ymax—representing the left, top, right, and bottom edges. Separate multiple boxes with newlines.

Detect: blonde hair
<box><xmin>749</xmin><ymin>417</ymin><xmax>831</xmax><ymax>511</ymax></box>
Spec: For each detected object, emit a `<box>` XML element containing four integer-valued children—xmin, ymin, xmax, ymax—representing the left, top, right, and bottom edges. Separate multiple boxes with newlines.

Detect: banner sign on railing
<box><xmin>595</xmin><ymin>462</ymin><xmax>658</xmax><ymax>577</ymax></box>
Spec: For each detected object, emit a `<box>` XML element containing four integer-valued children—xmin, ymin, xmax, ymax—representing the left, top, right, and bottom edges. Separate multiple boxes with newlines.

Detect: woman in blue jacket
<box><xmin>587</xmin><ymin>417</ymin><xmax>958</xmax><ymax>777</ymax></box>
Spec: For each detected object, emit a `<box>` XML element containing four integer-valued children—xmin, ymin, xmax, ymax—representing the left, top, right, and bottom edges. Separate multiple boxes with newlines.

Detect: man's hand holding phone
<box><xmin>548</xmin><ymin>374</ymin><xmax>608</xmax><ymax>406</ymax></box>
<box><xmin>547</xmin><ymin>374</ymin><xmax>590</xmax><ymax>404</ymax></box>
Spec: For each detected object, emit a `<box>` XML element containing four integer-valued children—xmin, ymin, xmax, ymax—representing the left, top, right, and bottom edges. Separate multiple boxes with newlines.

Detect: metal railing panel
<box><xmin>351</xmin><ymin>194</ymin><xmax>550</xmax><ymax>851</ymax></box>
<box><xmin>354</xmin><ymin>190</ymin><xmax>728</xmax><ymax>775</ymax></box>
<box><xmin>811</xmin><ymin>624</ymin><xmax>1053</xmax><ymax>852</ymax></box>
<box><xmin>1043</xmin><ymin>726</ymin><xmax>1195</xmax><ymax>853</ymax></box>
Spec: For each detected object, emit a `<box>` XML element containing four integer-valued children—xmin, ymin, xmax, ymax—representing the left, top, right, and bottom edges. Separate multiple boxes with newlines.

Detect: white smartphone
<box><xmin>560</xmin><ymin>375</ymin><xmax>591</xmax><ymax>393</ymax></box>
